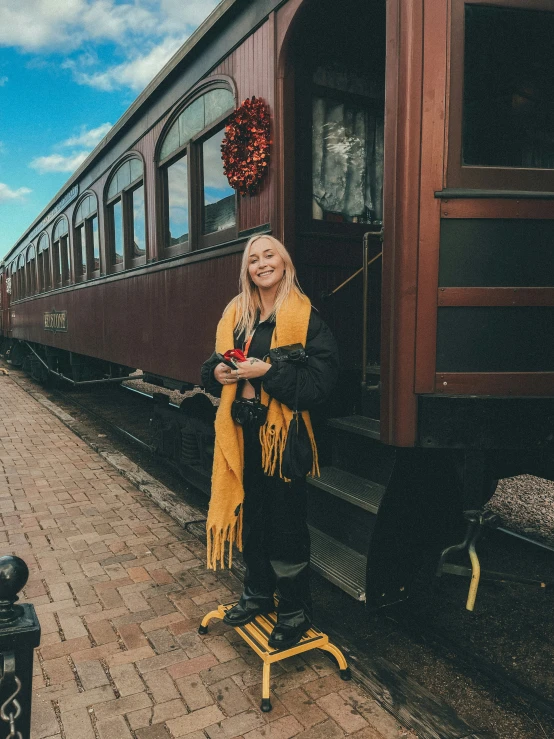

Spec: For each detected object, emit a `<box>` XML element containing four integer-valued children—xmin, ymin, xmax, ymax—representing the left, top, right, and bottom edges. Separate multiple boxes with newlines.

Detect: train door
<box><xmin>282</xmin><ymin>0</ymin><xmax>386</xmax><ymax>422</ymax></box>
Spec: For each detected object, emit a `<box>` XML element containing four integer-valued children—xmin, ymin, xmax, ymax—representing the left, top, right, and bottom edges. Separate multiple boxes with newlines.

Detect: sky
<box><xmin>0</xmin><ymin>0</ymin><xmax>220</xmax><ymax>257</ymax></box>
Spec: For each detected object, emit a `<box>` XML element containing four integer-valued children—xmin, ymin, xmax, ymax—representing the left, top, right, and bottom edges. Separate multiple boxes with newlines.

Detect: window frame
<box><xmin>37</xmin><ymin>233</ymin><xmax>51</xmax><ymax>293</ymax></box>
<box><xmin>52</xmin><ymin>216</ymin><xmax>70</xmax><ymax>288</ymax></box>
<box><xmin>105</xmin><ymin>155</ymin><xmax>146</xmax><ymax>272</ymax></box>
<box><xmin>73</xmin><ymin>193</ymin><xmax>100</xmax><ymax>282</ymax></box>
<box><xmin>447</xmin><ymin>0</ymin><xmax>554</xmax><ymax>191</ymax></box>
<box><xmin>296</xmin><ymin>65</ymin><xmax>385</xmax><ymax>238</ymax></box>
<box><xmin>26</xmin><ymin>244</ymin><xmax>37</xmax><ymax>297</ymax></box>
<box><xmin>157</xmin><ymin>82</ymin><xmax>237</xmax><ymax>256</ymax></box>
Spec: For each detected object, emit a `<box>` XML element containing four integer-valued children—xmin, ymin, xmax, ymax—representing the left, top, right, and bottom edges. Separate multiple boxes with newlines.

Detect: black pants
<box><xmin>240</xmin><ymin>420</ymin><xmax>312</xmax><ymax>626</ymax></box>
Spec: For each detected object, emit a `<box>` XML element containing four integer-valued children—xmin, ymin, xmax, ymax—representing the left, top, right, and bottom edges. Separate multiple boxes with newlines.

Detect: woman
<box><xmin>201</xmin><ymin>234</ymin><xmax>338</xmax><ymax>649</ymax></box>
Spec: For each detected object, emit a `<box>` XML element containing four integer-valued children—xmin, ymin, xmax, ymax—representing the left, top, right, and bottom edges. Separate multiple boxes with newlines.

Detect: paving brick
<box><xmin>339</xmin><ymin>687</ymin><xmax>404</xmax><ymax>738</ymax></box>
<box><xmin>316</xmin><ymin>692</ymin><xmax>368</xmax><ymax>734</ymax></box>
<box><xmin>58</xmin><ymin>707</ymin><xmax>95</xmax><ymax>739</ymax></box>
<box><xmin>107</xmin><ymin>646</ymin><xmax>155</xmax><ymax>667</ymax></box>
<box><xmin>200</xmin><ymin>657</ymin><xmax>249</xmax><ymax>685</ymax></box>
<box><xmin>40</xmin><ymin>636</ymin><xmax>91</xmax><ymax>661</ymax></box>
<box><xmin>204</xmin><ymin>636</ymin><xmax>240</xmax><ymax>663</ymax></box>
<box><xmin>166</xmin><ymin>704</ymin><xmax>225</xmax><ymax>737</ymax></box>
<box><xmin>204</xmin><ymin>709</ymin><xmax>265</xmax><ymax>738</ymax></box>
<box><xmin>209</xmin><ymin>677</ymin><xmax>252</xmax><ymax>716</ymax></box>
<box><xmin>43</xmin><ymin>656</ymin><xmax>75</xmax><ymax>685</ymax></box>
<box><xmin>119</xmin><ymin>623</ymin><xmax>149</xmax><ymax>650</ymax></box>
<box><xmin>58</xmin><ymin>613</ymin><xmax>88</xmax><ymax>639</ymax></box>
<box><xmin>31</xmin><ymin>695</ymin><xmax>60</xmax><ymax>738</ymax></box>
<box><xmin>87</xmin><ymin>619</ymin><xmax>118</xmax><ymax>645</ymax></box>
<box><xmin>243</xmin><ymin>714</ymin><xmax>304</xmax><ymax>739</ymax></box>
<box><xmin>110</xmin><ymin>663</ymin><xmax>145</xmax><ymax>697</ymax></box>
<box><xmin>303</xmin><ymin>674</ymin><xmax>348</xmax><ymax>700</ymax></box>
<box><xmin>71</xmin><ymin>642</ymin><xmax>122</xmax><ymax>663</ymax></box>
<box><xmin>96</xmin><ymin>715</ymin><xmax>134</xmax><ymax>739</ymax></box>
<box><xmin>293</xmin><ymin>718</ymin><xmax>345</xmax><ymax>739</ymax></box>
<box><xmin>137</xmin><ymin>649</ymin><xmax>190</xmax><ymax>674</ymax></box>
<box><xmin>278</xmin><ymin>687</ymin><xmax>327</xmax><ymax>729</ymax></box>
<box><xmin>135</xmin><ymin>725</ymin><xmax>171</xmax><ymax>739</ymax></box>
<box><xmin>176</xmin><ymin>674</ymin><xmax>214</xmax><ymax>711</ymax></box>
<box><xmin>57</xmin><ymin>685</ymin><xmax>116</xmax><ymax>713</ymax></box>
<box><xmin>94</xmin><ymin>692</ymin><xmax>152</xmax><ymax>721</ymax></box>
<box><xmin>75</xmin><ymin>660</ymin><xmax>110</xmax><ymax>690</ymax></box>
<box><xmin>143</xmin><ymin>669</ymin><xmax>180</xmax><ymax>703</ymax></box>
<box><xmin>151</xmin><ymin>698</ymin><xmax>188</xmax><ymax>724</ymax></box>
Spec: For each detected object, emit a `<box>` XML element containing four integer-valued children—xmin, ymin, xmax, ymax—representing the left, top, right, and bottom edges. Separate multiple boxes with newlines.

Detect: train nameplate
<box><xmin>44</xmin><ymin>310</ymin><xmax>67</xmax><ymax>333</ymax></box>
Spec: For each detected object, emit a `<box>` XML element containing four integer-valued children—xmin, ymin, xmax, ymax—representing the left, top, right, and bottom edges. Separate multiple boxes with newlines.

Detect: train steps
<box><xmin>306</xmin><ymin>413</ymin><xmax>399</xmax><ymax>607</ymax></box>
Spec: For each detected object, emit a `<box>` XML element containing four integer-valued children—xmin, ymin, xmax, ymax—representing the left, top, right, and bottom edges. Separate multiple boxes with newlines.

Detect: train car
<box><xmin>3</xmin><ymin>0</ymin><xmax>554</xmax><ymax>609</ymax></box>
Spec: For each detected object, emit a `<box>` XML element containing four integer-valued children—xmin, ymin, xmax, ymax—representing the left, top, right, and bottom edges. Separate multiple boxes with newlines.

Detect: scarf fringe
<box><xmin>259</xmin><ymin>416</ymin><xmax>320</xmax><ymax>480</ymax></box>
<box><xmin>206</xmin><ymin>510</ymin><xmax>243</xmax><ymax>571</ymax></box>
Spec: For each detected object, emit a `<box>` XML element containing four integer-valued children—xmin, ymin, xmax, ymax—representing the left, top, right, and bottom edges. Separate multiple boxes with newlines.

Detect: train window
<box><xmin>311</xmin><ymin>64</ymin><xmax>384</xmax><ymax>226</ymax></box>
<box><xmin>201</xmin><ymin>127</ymin><xmax>236</xmax><ymax>241</ymax></box>
<box><xmin>37</xmin><ymin>234</ymin><xmax>50</xmax><ymax>293</ymax></box>
<box><xmin>74</xmin><ymin>193</ymin><xmax>100</xmax><ymax>281</ymax></box>
<box><xmin>26</xmin><ymin>245</ymin><xmax>36</xmax><ymax>296</ymax></box>
<box><xmin>106</xmin><ymin>156</ymin><xmax>145</xmax><ymax>270</ymax></box>
<box><xmin>449</xmin><ymin>0</ymin><xmax>554</xmax><ymax>189</ymax></box>
<box><xmin>17</xmin><ymin>254</ymin><xmax>25</xmax><ymax>299</ymax></box>
<box><xmin>158</xmin><ymin>84</ymin><xmax>235</xmax><ymax>254</ymax></box>
<box><xmin>53</xmin><ymin>217</ymin><xmax>70</xmax><ymax>287</ymax></box>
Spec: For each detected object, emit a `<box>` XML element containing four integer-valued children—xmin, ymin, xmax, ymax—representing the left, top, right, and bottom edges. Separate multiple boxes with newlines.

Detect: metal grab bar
<box><xmin>322</xmin><ymin>250</ymin><xmax>382</xmax><ymax>300</ymax></box>
<box><xmin>362</xmin><ymin>233</ymin><xmax>383</xmax><ymax>386</ymax></box>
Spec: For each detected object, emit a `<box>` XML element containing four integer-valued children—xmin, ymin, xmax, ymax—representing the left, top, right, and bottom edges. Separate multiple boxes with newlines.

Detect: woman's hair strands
<box><xmin>230</xmin><ymin>235</ymin><xmax>304</xmax><ymax>338</ymax></box>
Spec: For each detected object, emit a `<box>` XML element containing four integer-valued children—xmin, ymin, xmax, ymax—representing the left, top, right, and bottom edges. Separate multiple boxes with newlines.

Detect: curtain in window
<box><xmin>312</xmin><ymin>97</ymin><xmax>383</xmax><ymax>224</ymax></box>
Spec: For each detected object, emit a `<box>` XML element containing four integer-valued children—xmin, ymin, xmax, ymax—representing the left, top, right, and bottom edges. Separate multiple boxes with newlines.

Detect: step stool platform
<box><xmin>199</xmin><ymin>602</ymin><xmax>350</xmax><ymax>712</ymax></box>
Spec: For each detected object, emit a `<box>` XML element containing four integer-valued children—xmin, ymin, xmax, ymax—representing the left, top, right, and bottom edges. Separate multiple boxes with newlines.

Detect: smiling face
<box><xmin>247</xmin><ymin>237</ymin><xmax>286</xmax><ymax>292</ymax></box>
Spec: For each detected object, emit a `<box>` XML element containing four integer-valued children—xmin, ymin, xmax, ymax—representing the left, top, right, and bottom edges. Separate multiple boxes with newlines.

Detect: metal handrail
<box><xmin>362</xmin><ymin>233</ymin><xmax>383</xmax><ymax>386</ymax></box>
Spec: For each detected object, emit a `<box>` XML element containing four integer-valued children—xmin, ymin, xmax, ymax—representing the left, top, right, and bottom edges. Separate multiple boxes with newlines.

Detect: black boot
<box><xmin>223</xmin><ymin>584</ymin><xmax>274</xmax><ymax>626</ymax></box>
<box><xmin>267</xmin><ymin>559</ymin><xmax>312</xmax><ymax>649</ymax></box>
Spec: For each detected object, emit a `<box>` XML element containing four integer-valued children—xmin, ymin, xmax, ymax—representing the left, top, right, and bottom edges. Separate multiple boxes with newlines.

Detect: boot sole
<box><xmin>223</xmin><ymin>610</ymin><xmax>271</xmax><ymax>627</ymax></box>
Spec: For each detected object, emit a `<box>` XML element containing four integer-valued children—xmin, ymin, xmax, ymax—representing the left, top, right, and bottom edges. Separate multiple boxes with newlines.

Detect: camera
<box><xmin>231</xmin><ymin>399</ymin><xmax>268</xmax><ymax>427</ymax></box>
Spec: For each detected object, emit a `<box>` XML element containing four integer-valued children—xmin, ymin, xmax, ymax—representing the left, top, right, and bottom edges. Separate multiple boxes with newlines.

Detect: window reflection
<box><xmin>464</xmin><ymin>5</ymin><xmax>554</xmax><ymax>168</ymax></box>
<box><xmin>132</xmin><ymin>185</ymin><xmax>146</xmax><ymax>257</ymax></box>
<box><xmin>167</xmin><ymin>157</ymin><xmax>189</xmax><ymax>246</ymax></box>
<box><xmin>92</xmin><ymin>216</ymin><xmax>100</xmax><ymax>270</ymax></box>
<box><xmin>202</xmin><ymin>129</ymin><xmax>235</xmax><ymax>234</ymax></box>
<box><xmin>112</xmin><ymin>201</ymin><xmax>124</xmax><ymax>264</ymax></box>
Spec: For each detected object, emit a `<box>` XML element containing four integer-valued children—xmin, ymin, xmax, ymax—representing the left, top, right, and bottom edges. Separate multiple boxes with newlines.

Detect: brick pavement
<box><xmin>0</xmin><ymin>377</ymin><xmax>415</xmax><ymax>739</ymax></box>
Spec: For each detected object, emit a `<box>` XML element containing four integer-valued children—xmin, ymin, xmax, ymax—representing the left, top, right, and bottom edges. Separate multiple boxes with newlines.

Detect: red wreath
<box><xmin>221</xmin><ymin>96</ymin><xmax>271</xmax><ymax>196</ymax></box>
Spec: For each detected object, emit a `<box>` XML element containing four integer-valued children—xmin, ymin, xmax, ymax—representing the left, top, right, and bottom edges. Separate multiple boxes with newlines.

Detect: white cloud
<box><xmin>0</xmin><ymin>0</ymin><xmax>219</xmax><ymax>54</ymax></box>
<box><xmin>0</xmin><ymin>183</ymin><xmax>31</xmax><ymax>202</ymax></box>
<box><xmin>29</xmin><ymin>152</ymin><xmax>89</xmax><ymax>174</ymax></box>
<box><xmin>0</xmin><ymin>76</ymin><xmax>7</xmax><ymax>86</ymax></box>
<box><xmin>62</xmin><ymin>122</ymin><xmax>112</xmax><ymax>148</ymax></box>
<box><xmin>73</xmin><ymin>35</ymin><xmax>186</xmax><ymax>91</ymax></box>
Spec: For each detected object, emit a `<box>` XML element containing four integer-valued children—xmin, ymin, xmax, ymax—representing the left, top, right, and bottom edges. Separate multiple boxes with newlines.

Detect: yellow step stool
<box><xmin>199</xmin><ymin>602</ymin><xmax>351</xmax><ymax>712</ymax></box>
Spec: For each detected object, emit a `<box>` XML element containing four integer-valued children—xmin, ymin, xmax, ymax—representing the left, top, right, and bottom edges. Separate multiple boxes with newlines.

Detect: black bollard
<box><xmin>0</xmin><ymin>556</ymin><xmax>41</xmax><ymax>739</ymax></box>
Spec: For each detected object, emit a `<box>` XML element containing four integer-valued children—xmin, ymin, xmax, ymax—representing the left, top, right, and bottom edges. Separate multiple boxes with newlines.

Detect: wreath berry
<box><xmin>221</xmin><ymin>96</ymin><xmax>271</xmax><ymax>196</ymax></box>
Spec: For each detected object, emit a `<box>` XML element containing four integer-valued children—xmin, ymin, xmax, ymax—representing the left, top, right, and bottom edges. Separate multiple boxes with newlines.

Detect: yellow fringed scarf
<box><xmin>206</xmin><ymin>291</ymin><xmax>319</xmax><ymax>570</ymax></box>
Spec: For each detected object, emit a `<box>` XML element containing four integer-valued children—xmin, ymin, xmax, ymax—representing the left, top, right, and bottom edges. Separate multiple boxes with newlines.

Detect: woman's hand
<box><xmin>214</xmin><ymin>362</ymin><xmax>239</xmax><ymax>385</ymax></box>
<box><xmin>235</xmin><ymin>358</ymin><xmax>272</xmax><ymax>380</ymax></box>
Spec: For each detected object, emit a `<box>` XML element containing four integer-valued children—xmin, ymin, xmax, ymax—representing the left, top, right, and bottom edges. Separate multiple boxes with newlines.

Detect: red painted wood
<box><xmin>10</xmin><ymin>252</ymin><xmax>242</xmax><ymax>384</ymax></box>
<box><xmin>414</xmin><ymin>0</ymin><xmax>448</xmax><ymax>395</ymax></box>
<box><xmin>440</xmin><ymin>199</ymin><xmax>554</xmax><ymax>219</ymax></box>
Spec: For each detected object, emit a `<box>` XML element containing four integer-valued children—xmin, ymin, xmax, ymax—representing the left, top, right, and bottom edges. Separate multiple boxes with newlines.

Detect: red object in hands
<box><xmin>223</xmin><ymin>349</ymin><xmax>247</xmax><ymax>363</ymax></box>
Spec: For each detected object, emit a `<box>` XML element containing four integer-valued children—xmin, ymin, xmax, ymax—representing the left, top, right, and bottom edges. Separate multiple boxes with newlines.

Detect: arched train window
<box><xmin>37</xmin><ymin>234</ymin><xmax>50</xmax><ymax>293</ymax></box>
<box><xmin>106</xmin><ymin>157</ymin><xmax>145</xmax><ymax>270</ymax></box>
<box><xmin>52</xmin><ymin>217</ymin><xmax>70</xmax><ymax>287</ymax></box>
<box><xmin>74</xmin><ymin>193</ymin><xmax>99</xmax><ymax>281</ymax></box>
<box><xmin>158</xmin><ymin>85</ymin><xmax>236</xmax><ymax>254</ymax></box>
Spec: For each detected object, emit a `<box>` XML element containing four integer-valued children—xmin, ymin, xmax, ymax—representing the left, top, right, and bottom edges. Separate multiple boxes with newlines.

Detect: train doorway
<box><xmin>281</xmin><ymin>0</ymin><xmax>386</xmax><ymax>421</ymax></box>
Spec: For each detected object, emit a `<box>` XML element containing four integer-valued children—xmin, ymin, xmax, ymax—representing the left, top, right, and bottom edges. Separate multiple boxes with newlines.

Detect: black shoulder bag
<box><xmin>268</xmin><ymin>343</ymin><xmax>313</xmax><ymax>479</ymax></box>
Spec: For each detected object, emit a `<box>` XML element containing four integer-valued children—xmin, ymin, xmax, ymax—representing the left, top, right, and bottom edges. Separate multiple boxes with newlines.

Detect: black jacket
<box><xmin>200</xmin><ymin>309</ymin><xmax>339</xmax><ymax>411</ymax></box>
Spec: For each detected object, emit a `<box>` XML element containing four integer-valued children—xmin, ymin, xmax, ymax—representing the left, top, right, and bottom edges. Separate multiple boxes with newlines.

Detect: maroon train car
<box><xmin>3</xmin><ymin>0</ymin><xmax>554</xmax><ymax>608</ymax></box>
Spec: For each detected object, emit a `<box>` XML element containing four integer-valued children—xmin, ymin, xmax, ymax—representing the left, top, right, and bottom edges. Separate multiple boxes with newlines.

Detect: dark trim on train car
<box><xmin>437</xmin><ymin>287</ymin><xmax>554</xmax><ymax>307</ymax></box>
<box><xmin>434</xmin><ymin>373</ymin><xmax>554</xmax><ymax>396</ymax></box>
<box><xmin>418</xmin><ymin>395</ymin><xmax>554</xmax><ymax>449</ymax></box>
<box><xmin>439</xmin><ymin>199</ymin><xmax>554</xmax><ymax>219</ymax></box>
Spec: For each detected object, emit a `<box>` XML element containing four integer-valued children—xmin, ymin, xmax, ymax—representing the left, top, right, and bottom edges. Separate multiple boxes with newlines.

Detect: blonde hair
<box><xmin>226</xmin><ymin>234</ymin><xmax>305</xmax><ymax>338</ymax></box>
